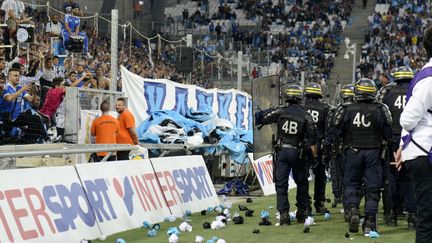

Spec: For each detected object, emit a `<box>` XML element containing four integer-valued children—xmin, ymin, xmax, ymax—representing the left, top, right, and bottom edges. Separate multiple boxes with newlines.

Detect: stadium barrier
<box><xmin>248</xmin><ymin>153</ymin><xmax>296</xmax><ymax>196</ymax></box>
<box><xmin>0</xmin><ymin>155</ymin><xmax>218</xmax><ymax>242</ymax></box>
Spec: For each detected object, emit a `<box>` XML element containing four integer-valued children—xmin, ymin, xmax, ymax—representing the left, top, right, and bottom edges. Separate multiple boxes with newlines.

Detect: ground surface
<box><xmin>94</xmin><ymin>183</ymin><xmax>415</xmax><ymax>243</ymax></box>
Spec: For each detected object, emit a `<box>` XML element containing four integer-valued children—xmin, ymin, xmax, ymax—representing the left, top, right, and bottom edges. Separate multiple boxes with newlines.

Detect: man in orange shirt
<box><xmin>116</xmin><ymin>97</ymin><xmax>139</xmax><ymax>160</ymax></box>
<box><xmin>91</xmin><ymin>101</ymin><xmax>119</xmax><ymax>162</ymax></box>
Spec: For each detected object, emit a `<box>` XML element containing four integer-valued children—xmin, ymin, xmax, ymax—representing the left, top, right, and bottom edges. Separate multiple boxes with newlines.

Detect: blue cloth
<box><xmin>1</xmin><ymin>83</ymin><xmax>27</xmax><ymax>121</ymax></box>
<box><xmin>137</xmin><ymin>109</ymin><xmax>252</xmax><ymax>163</ymax></box>
<box><xmin>186</xmin><ymin>107</ymin><xmax>215</xmax><ymax>122</ymax></box>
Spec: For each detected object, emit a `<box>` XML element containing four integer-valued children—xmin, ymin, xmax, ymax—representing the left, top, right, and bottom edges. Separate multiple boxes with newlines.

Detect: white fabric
<box><xmin>400</xmin><ymin>58</ymin><xmax>432</xmax><ymax>161</ymax></box>
<box><xmin>45</xmin><ymin>21</ymin><xmax>62</xmax><ymax>36</ymax></box>
<box><xmin>1</xmin><ymin>0</ymin><xmax>24</xmax><ymax>21</ymax></box>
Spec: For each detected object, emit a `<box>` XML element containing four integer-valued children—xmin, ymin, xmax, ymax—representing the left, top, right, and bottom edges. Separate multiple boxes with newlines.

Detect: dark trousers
<box><xmin>275</xmin><ymin>147</ymin><xmax>310</xmax><ymax>213</ymax></box>
<box><xmin>308</xmin><ymin>141</ymin><xmax>326</xmax><ymax>205</ymax></box>
<box><xmin>331</xmin><ymin>153</ymin><xmax>345</xmax><ymax>198</ymax></box>
<box><xmin>405</xmin><ymin>156</ymin><xmax>432</xmax><ymax>243</ymax></box>
<box><xmin>344</xmin><ymin>148</ymin><xmax>382</xmax><ymax>214</ymax></box>
<box><xmin>387</xmin><ymin>141</ymin><xmax>416</xmax><ymax>213</ymax></box>
<box><xmin>117</xmin><ymin>150</ymin><xmax>131</xmax><ymax>161</ymax></box>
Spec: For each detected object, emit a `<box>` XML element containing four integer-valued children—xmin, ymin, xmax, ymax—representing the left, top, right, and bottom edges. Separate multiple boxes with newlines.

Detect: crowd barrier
<box><xmin>0</xmin><ymin>155</ymin><xmax>218</xmax><ymax>242</ymax></box>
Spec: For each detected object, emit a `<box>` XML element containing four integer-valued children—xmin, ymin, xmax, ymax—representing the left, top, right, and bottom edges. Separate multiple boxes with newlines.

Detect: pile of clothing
<box><xmin>136</xmin><ymin>107</ymin><xmax>252</xmax><ymax>163</ymax></box>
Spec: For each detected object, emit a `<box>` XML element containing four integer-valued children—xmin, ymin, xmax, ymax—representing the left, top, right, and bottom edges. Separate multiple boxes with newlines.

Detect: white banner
<box><xmin>248</xmin><ymin>153</ymin><xmax>297</xmax><ymax>196</ymax></box>
<box><xmin>74</xmin><ymin>160</ymin><xmax>171</xmax><ymax>237</ymax></box>
<box><xmin>0</xmin><ymin>166</ymin><xmax>100</xmax><ymax>243</ymax></box>
<box><xmin>121</xmin><ymin>66</ymin><xmax>252</xmax><ymax>129</ymax></box>
<box><xmin>150</xmin><ymin>155</ymin><xmax>219</xmax><ymax>216</ymax></box>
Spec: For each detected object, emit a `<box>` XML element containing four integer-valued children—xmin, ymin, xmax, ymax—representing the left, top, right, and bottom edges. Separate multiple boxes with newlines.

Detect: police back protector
<box><xmin>344</xmin><ymin>103</ymin><xmax>382</xmax><ymax>148</ymax></box>
<box><xmin>304</xmin><ymin>99</ymin><xmax>326</xmax><ymax>139</ymax></box>
<box><xmin>382</xmin><ymin>85</ymin><xmax>407</xmax><ymax>136</ymax></box>
<box><xmin>277</xmin><ymin>107</ymin><xmax>306</xmax><ymax>147</ymax></box>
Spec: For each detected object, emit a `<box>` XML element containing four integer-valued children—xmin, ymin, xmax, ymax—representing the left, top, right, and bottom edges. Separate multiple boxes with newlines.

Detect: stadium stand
<box><xmin>357</xmin><ymin>0</ymin><xmax>431</xmax><ymax>86</ymax></box>
<box><xmin>0</xmin><ymin>0</ymin><xmax>355</xmax><ymax>145</ymax></box>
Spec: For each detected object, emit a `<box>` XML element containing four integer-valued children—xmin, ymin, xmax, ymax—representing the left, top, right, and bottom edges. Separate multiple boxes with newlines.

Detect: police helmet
<box><xmin>354</xmin><ymin>78</ymin><xmax>377</xmax><ymax>101</ymax></box>
<box><xmin>284</xmin><ymin>84</ymin><xmax>304</xmax><ymax>103</ymax></box>
<box><xmin>391</xmin><ymin>66</ymin><xmax>414</xmax><ymax>83</ymax></box>
<box><xmin>304</xmin><ymin>82</ymin><xmax>323</xmax><ymax>98</ymax></box>
<box><xmin>340</xmin><ymin>83</ymin><xmax>355</xmax><ymax>101</ymax></box>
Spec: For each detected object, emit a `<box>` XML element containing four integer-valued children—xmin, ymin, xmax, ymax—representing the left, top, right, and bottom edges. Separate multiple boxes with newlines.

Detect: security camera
<box><xmin>344</xmin><ymin>53</ymin><xmax>349</xmax><ymax>60</ymax></box>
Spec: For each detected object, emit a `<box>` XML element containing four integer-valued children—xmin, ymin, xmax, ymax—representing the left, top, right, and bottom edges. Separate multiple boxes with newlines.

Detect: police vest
<box><xmin>277</xmin><ymin>108</ymin><xmax>306</xmax><ymax>146</ymax></box>
<box><xmin>344</xmin><ymin>103</ymin><xmax>382</xmax><ymax>148</ymax></box>
<box><xmin>383</xmin><ymin>84</ymin><xmax>408</xmax><ymax>136</ymax></box>
<box><xmin>304</xmin><ymin>99</ymin><xmax>326</xmax><ymax>139</ymax></box>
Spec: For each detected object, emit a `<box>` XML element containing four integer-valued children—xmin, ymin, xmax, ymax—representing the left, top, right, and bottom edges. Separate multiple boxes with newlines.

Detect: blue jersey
<box><xmin>64</xmin><ymin>14</ymin><xmax>80</xmax><ymax>32</ymax></box>
<box><xmin>1</xmin><ymin>82</ymin><xmax>28</xmax><ymax>121</ymax></box>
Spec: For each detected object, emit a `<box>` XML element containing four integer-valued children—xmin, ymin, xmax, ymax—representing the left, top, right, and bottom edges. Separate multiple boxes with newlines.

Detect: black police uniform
<box><xmin>304</xmin><ymin>97</ymin><xmax>330</xmax><ymax>212</ymax></box>
<box><xmin>334</xmin><ymin>98</ymin><xmax>392</xmax><ymax>233</ymax></box>
<box><xmin>379</xmin><ymin>82</ymin><xmax>417</xmax><ymax>226</ymax></box>
<box><xmin>261</xmin><ymin>103</ymin><xmax>316</xmax><ymax>222</ymax></box>
<box><xmin>325</xmin><ymin>104</ymin><xmax>346</xmax><ymax>206</ymax></box>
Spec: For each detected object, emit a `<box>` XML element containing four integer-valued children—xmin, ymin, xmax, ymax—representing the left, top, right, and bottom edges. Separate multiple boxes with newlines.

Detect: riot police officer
<box><xmin>334</xmin><ymin>78</ymin><xmax>392</xmax><ymax>235</ymax></box>
<box><xmin>378</xmin><ymin>67</ymin><xmax>417</xmax><ymax>229</ymax></box>
<box><xmin>324</xmin><ymin>84</ymin><xmax>355</xmax><ymax>209</ymax></box>
<box><xmin>256</xmin><ymin>84</ymin><xmax>318</xmax><ymax>225</ymax></box>
<box><xmin>303</xmin><ymin>82</ymin><xmax>330</xmax><ymax>214</ymax></box>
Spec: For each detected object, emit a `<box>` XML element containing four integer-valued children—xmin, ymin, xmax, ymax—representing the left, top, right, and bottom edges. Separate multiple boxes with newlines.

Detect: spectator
<box><xmin>61</xmin><ymin>7</ymin><xmax>89</xmax><ymax>56</ymax></box>
<box><xmin>13</xmin><ymin>95</ymin><xmax>49</xmax><ymax>143</ymax></box>
<box><xmin>133</xmin><ymin>1</ymin><xmax>143</xmax><ymax>19</ymax></box>
<box><xmin>251</xmin><ymin>67</ymin><xmax>259</xmax><ymax>79</ymax></box>
<box><xmin>0</xmin><ymin>58</ymin><xmax>6</xmax><ymax>83</ymax></box>
<box><xmin>66</xmin><ymin>70</ymin><xmax>90</xmax><ymax>87</ymax></box>
<box><xmin>95</xmin><ymin>66</ymin><xmax>110</xmax><ymax>90</ymax></box>
<box><xmin>0</xmin><ymin>68</ymin><xmax>34</xmax><ymax>138</ymax></box>
<box><xmin>52</xmin><ymin>56</ymin><xmax>65</xmax><ymax>78</ymax></box>
<box><xmin>115</xmin><ymin>97</ymin><xmax>139</xmax><ymax>160</ymax></box>
<box><xmin>91</xmin><ymin>100</ymin><xmax>119</xmax><ymax>162</ymax></box>
<box><xmin>63</xmin><ymin>0</ymin><xmax>80</xmax><ymax>14</ymax></box>
<box><xmin>1</xmin><ymin>0</ymin><xmax>28</xmax><ymax>60</ymax></box>
<box><xmin>39</xmin><ymin>77</ymin><xmax>66</xmax><ymax>120</ymax></box>
<box><xmin>45</xmin><ymin>15</ymin><xmax>63</xmax><ymax>37</ymax></box>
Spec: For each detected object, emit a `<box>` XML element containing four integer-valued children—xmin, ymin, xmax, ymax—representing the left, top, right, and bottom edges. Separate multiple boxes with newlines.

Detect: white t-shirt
<box><xmin>1</xmin><ymin>0</ymin><xmax>25</xmax><ymax>21</ymax></box>
<box><xmin>45</xmin><ymin>21</ymin><xmax>63</xmax><ymax>36</ymax></box>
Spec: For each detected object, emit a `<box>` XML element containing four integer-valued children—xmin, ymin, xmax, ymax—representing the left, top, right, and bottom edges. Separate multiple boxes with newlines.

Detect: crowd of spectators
<box><xmin>0</xmin><ymin>0</ymin><xmax>355</xmax><ymax>145</ymax></box>
<box><xmin>0</xmin><ymin>0</ymin><xmax>215</xmax><ymax>145</ymax></box>
<box><xmin>174</xmin><ymin>0</ymin><xmax>354</xmax><ymax>83</ymax></box>
<box><xmin>357</xmin><ymin>0</ymin><xmax>432</xmax><ymax>87</ymax></box>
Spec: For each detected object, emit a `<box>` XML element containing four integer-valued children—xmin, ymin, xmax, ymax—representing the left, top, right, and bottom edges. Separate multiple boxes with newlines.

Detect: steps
<box><xmin>327</xmin><ymin>0</ymin><xmax>375</xmax><ymax>101</ymax></box>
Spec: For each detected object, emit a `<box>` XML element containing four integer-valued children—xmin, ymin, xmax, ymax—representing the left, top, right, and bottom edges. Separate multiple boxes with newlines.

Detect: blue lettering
<box><xmin>192</xmin><ymin>166</ymin><xmax>212</xmax><ymax>198</ymax></box>
<box><xmin>173</xmin><ymin>87</ymin><xmax>189</xmax><ymax>116</ymax></box>
<box><xmin>235</xmin><ymin>94</ymin><xmax>246</xmax><ymax>128</ymax></box>
<box><xmin>257</xmin><ymin>163</ymin><xmax>265</xmax><ymax>185</ymax></box>
<box><xmin>217</xmin><ymin>93</ymin><xmax>232</xmax><ymax>120</ymax></box>
<box><xmin>173</xmin><ymin>170</ymin><xmax>192</xmax><ymax>203</ymax></box>
<box><xmin>247</xmin><ymin>98</ymin><xmax>252</xmax><ymax>130</ymax></box>
<box><xmin>84</xmin><ymin>179</ymin><xmax>117</xmax><ymax>222</ymax></box>
<box><xmin>42</xmin><ymin>183</ymin><xmax>95</xmax><ymax>232</ymax></box>
<box><xmin>144</xmin><ymin>82</ymin><xmax>167</xmax><ymax>116</ymax></box>
<box><xmin>196</xmin><ymin>90</ymin><xmax>213</xmax><ymax>111</ymax></box>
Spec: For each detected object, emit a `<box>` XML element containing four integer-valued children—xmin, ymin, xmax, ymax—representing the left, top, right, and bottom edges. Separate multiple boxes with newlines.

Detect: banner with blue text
<box><xmin>121</xmin><ymin>66</ymin><xmax>252</xmax><ymax>130</ymax></box>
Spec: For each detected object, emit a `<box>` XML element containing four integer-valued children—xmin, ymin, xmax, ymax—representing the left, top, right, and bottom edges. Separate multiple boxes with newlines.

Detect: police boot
<box><xmin>279</xmin><ymin>211</ymin><xmax>291</xmax><ymax>226</ymax></box>
<box><xmin>384</xmin><ymin>209</ymin><xmax>397</xmax><ymax>226</ymax></box>
<box><xmin>296</xmin><ymin>208</ymin><xmax>306</xmax><ymax>223</ymax></box>
<box><xmin>348</xmin><ymin>207</ymin><xmax>360</xmax><ymax>233</ymax></box>
<box><xmin>315</xmin><ymin>201</ymin><xmax>330</xmax><ymax>214</ymax></box>
<box><xmin>407</xmin><ymin>213</ymin><xmax>416</xmax><ymax>230</ymax></box>
<box><xmin>344</xmin><ymin>208</ymin><xmax>350</xmax><ymax>222</ymax></box>
<box><xmin>331</xmin><ymin>196</ymin><xmax>342</xmax><ymax>208</ymax></box>
<box><xmin>362</xmin><ymin>214</ymin><xmax>377</xmax><ymax>236</ymax></box>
